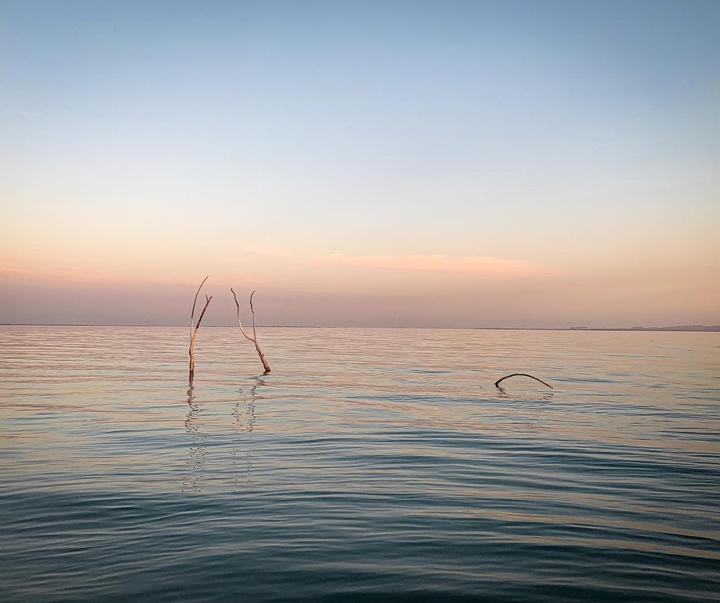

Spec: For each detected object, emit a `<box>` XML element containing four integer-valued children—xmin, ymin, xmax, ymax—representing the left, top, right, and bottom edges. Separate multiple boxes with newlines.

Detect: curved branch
<box><xmin>231</xmin><ymin>288</ymin><xmax>271</xmax><ymax>374</ymax></box>
<box><xmin>231</xmin><ymin>288</ymin><xmax>254</xmax><ymax>342</ymax></box>
<box><xmin>495</xmin><ymin>373</ymin><xmax>553</xmax><ymax>389</ymax></box>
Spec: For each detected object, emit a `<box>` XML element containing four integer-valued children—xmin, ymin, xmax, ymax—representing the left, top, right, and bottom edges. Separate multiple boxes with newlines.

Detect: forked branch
<box><xmin>189</xmin><ymin>277</ymin><xmax>212</xmax><ymax>385</ymax></box>
<box><xmin>232</xmin><ymin>288</ymin><xmax>271</xmax><ymax>375</ymax></box>
<box><xmin>495</xmin><ymin>373</ymin><xmax>553</xmax><ymax>389</ymax></box>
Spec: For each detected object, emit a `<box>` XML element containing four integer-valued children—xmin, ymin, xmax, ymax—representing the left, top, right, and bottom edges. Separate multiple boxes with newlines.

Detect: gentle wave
<box><xmin>1</xmin><ymin>326</ymin><xmax>719</xmax><ymax>601</ymax></box>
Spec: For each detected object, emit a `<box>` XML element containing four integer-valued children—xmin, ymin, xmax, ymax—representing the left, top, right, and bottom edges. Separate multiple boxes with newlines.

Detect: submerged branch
<box><xmin>494</xmin><ymin>373</ymin><xmax>553</xmax><ymax>389</ymax></box>
<box><xmin>231</xmin><ymin>288</ymin><xmax>271</xmax><ymax>375</ymax></box>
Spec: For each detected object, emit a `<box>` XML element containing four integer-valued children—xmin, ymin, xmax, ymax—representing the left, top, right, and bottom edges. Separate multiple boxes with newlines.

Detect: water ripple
<box><xmin>1</xmin><ymin>326</ymin><xmax>719</xmax><ymax>602</ymax></box>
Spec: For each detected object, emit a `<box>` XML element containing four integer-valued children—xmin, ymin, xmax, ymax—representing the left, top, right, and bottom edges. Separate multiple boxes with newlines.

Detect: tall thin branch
<box><xmin>494</xmin><ymin>373</ymin><xmax>553</xmax><ymax>389</ymax></box>
<box><xmin>232</xmin><ymin>288</ymin><xmax>271</xmax><ymax>374</ymax></box>
<box><xmin>189</xmin><ymin>278</ymin><xmax>212</xmax><ymax>386</ymax></box>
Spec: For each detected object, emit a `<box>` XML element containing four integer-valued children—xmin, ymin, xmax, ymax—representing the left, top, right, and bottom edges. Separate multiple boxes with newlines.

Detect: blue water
<box><xmin>1</xmin><ymin>326</ymin><xmax>719</xmax><ymax>601</ymax></box>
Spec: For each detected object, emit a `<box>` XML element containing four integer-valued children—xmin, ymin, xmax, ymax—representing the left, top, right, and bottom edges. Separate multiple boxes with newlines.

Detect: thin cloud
<box><xmin>0</xmin><ymin>265</ymin><xmax>109</xmax><ymax>282</ymax></box>
<box><xmin>242</xmin><ymin>246</ymin><xmax>549</xmax><ymax>277</ymax></box>
<box><xmin>0</xmin><ymin>266</ymin><xmax>24</xmax><ymax>275</ymax></box>
<box><xmin>314</xmin><ymin>253</ymin><xmax>548</xmax><ymax>276</ymax></box>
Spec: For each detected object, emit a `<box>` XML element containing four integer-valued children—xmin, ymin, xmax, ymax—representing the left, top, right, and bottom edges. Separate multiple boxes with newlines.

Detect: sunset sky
<box><xmin>2</xmin><ymin>0</ymin><xmax>719</xmax><ymax>327</ymax></box>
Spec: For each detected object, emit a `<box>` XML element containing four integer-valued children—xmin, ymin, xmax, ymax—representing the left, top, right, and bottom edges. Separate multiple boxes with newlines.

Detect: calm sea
<box><xmin>1</xmin><ymin>326</ymin><xmax>719</xmax><ymax>602</ymax></box>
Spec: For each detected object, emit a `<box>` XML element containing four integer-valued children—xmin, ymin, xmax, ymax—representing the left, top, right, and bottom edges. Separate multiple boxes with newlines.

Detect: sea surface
<box><xmin>1</xmin><ymin>326</ymin><xmax>719</xmax><ymax>602</ymax></box>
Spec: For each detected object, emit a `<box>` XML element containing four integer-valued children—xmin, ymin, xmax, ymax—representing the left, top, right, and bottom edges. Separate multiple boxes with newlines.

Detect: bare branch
<box><xmin>231</xmin><ymin>288</ymin><xmax>271</xmax><ymax>374</ymax></box>
<box><xmin>494</xmin><ymin>373</ymin><xmax>553</xmax><ymax>389</ymax></box>
<box><xmin>194</xmin><ymin>295</ymin><xmax>212</xmax><ymax>338</ymax></box>
<box><xmin>190</xmin><ymin>276</ymin><xmax>209</xmax><ymax>333</ymax></box>
<box><xmin>188</xmin><ymin>277</ymin><xmax>212</xmax><ymax>386</ymax></box>
<box><xmin>231</xmin><ymin>288</ymin><xmax>254</xmax><ymax>342</ymax></box>
<box><xmin>189</xmin><ymin>294</ymin><xmax>213</xmax><ymax>382</ymax></box>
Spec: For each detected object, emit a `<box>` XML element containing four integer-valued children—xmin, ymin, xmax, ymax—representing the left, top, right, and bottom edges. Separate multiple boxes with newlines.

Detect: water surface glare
<box><xmin>1</xmin><ymin>326</ymin><xmax>719</xmax><ymax>601</ymax></box>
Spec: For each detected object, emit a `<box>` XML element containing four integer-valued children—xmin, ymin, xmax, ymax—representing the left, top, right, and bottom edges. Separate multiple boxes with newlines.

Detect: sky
<box><xmin>1</xmin><ymin>0</ymin><xmax>719</xmax><ymax>328</ymax></box>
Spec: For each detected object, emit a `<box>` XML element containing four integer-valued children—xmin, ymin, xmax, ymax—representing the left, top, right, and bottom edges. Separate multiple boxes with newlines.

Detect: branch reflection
<box><xmin>231</xmin><ymin>377</ymin><xmax>263</xmax><ymax>490</ymax></box>
<box><xmin>496</xmin><ymin>385</ymin><xmax>554</xmax><ymax>402</ymax></box>
<box><xmin>182</xmin><ymin>386</ymin><xmax>207</xmax><ymax>493</ymax></box>
<box><xmin>182</xmin><ymin>377</ymin><xmax>266</xmax><ymax>494</ymax></box>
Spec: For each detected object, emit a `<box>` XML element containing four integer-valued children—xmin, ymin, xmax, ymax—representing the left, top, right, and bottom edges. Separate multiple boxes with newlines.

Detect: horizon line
<box><xmin>2</xmin><ymin>323</ymin><xmax>719</xmax><ymax>332</ymax></box>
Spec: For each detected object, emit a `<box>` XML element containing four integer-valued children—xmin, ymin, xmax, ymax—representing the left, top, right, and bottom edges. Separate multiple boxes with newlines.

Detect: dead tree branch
<box><xmin>494</xmin><ymin>373</ymin><xmax>553</xmax><ymax>389</ymax></box>
<box><xmin>232</xmin><ymin>288</ymin><xmax>271</xmax><ymax>375</ymax></box>
<box><xmin>189</xmin><ymin>277</ymin><xmax>212</xmax><ymax>385</ymax></box>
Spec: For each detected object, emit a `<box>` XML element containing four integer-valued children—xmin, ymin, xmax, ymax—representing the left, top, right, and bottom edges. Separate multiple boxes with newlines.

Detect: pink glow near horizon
<box><xmin>1</xmin><ymin>247</ymin><xmax>718</xmax><ymax>328</ymax></box>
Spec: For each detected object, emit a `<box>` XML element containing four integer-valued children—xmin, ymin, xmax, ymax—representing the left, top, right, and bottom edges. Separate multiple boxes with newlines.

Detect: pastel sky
<box><xmin>2</xmin><ymin>0</ymin><xmax>719</xmax><ymax>327</ymax></box>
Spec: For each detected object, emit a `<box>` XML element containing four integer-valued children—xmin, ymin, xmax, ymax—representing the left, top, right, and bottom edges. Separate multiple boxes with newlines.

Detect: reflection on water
<box><xmin>182</xmin><ymin>397</ymin><xmax>206</xmax><ymax>493</ymax></box>
<box><xmin>1</xmin><ymin>326</ymin><xmax>719</xmax><ymax>602</ymax></box>
<box><xmin>231</xmin><ymin>378</ymin><xmax>261</xmax><ymax>491</ymax></box>
<box><xmin>495</xmin><ymin>385</ymin><xmax>554</xmax><ymax>401</ymax></box>
<box><xmin>183</xmin><ymin>377</ymin><xmax>264</xmax><ymax>493</ymax></box>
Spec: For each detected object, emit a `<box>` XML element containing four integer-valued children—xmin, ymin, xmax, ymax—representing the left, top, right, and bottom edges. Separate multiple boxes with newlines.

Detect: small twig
<box><xmin>494</xmin><ymin>373</ymin><xmax>553</xmax><ymax>389</ymax></box>
<box><xmin>232</xmin><ymin>288</ymin><xmax>271</xmax><ymax>374</ymax></box>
